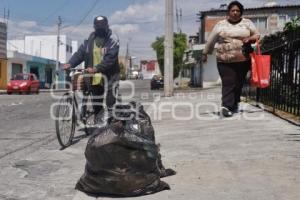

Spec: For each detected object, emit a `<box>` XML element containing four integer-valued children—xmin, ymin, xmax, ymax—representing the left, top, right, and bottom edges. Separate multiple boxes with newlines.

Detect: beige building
<box><xmin>0</xmin><ymin>22</ymin><xmax>7</xmax><ymax>89</ymax></box>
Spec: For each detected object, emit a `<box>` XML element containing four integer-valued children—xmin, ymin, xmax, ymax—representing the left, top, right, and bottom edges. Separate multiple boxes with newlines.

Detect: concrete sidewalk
<box><xmin>1</xmin><ymin>87</ymin><xmax>299</xmax><ymax>200</ymax></box>
<box><xmin>71</xmin><ymin>88</ymin><xmax>300</xmax><ymax>200</ymax></box>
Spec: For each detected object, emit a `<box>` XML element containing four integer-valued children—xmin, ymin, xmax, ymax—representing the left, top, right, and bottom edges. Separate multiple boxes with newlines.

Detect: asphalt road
<box><xmin>0</xmin><ymin>79</ymin><xmax>162</xmax><ymax>200</ymax></box>
<box><xmin>0</xmin><ymin>92</ymin><xmax>58</xmax><ymax>159</ymax></box>
<box><xmin>0</xmin><ymin>79</ymin><xmax>158</xmax><ymax>157</ymax></box>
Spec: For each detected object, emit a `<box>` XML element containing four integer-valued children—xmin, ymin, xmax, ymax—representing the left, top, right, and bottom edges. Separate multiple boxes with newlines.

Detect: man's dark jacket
<box><xmin>68</xmin><ymin>30</ymin><xmax>120</xmax><ymax>88</ymax></box>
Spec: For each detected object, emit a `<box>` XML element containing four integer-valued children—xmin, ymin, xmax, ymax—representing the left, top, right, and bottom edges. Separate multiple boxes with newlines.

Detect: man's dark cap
<box><xmin>93</xmin><ymin>16</ymin><xmax>108</xmax><ymax>28</ymax></box>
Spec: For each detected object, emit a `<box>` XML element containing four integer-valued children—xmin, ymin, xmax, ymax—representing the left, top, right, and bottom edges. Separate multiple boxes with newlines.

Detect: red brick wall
<box><xmin>205</xmin><ymin>17</ymin><xmax>226</xmax><ymax>32</ymax></box>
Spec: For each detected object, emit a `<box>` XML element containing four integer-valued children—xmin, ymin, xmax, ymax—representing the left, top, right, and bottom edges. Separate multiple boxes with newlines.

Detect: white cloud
<box><xmin>61</xmin><ymin>24</ymin><xmax>93</xmax><ymax>41</ymax></box>
<box><xmin>111</xmin><ymin>24</ymin><xmax>140</xmax><ymax>35</ymax></box>
<box><xmin>18</xmin><ymin>21</ymin><xmax>37</xmax><ymax>28</ymax></box>
<box><xmin>8</xmin><ymin>19</ymin><xmax>57</xmax><ymax>40</ymax></box>
<box><xmin>108</xmin><ymin>0</ymin><xmax>165</xmax><ymax>60</ymax></box>
<box><xmin>110</xmin><ymin>0</ymin><xmax>164</xmax><ymax>25</ymax></box>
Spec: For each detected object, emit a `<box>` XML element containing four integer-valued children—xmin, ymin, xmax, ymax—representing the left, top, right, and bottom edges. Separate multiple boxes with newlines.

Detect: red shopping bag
<box><xmin>250</xmin><ymin>42</ymin><xmax>271</xmax><ymax>88</ymax></box>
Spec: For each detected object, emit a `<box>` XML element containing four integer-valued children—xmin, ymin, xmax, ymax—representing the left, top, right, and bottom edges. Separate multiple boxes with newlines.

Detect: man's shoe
<box><xmin>221</xmin><ymin>107</ymin><xmax>233</xmax><ymax>117</ymax></box>
<box><xmin>231</xmin><ymin>107</ymin><xmax>239</xmax><ymax>113</ymax></box>
<box><xmin>231</xmin><ymin>103</ymin><xmax>240</xmax><ymax>113</ymax></box>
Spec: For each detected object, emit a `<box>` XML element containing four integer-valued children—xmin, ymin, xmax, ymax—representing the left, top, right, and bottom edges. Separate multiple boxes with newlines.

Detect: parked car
<box><xmin>128</xmin><ymin>74</ymin><xmax>138</xmax><ymax>80</ymax></box>
<box><xmin>7</xmin><ymin>73</ymin><xmax>40</xmax><ymax>94</ymax></box>
<box><xmin>150</xmin><ymin>75</ymin><xmax>164</xmax><ymax>90</ymax></box>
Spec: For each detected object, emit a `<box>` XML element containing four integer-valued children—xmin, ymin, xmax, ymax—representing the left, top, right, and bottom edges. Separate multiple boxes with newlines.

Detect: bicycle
<box><xmin>55</xmin><ymin>68</ymin><xmax>104</xmax><ymax>148</ymax></box>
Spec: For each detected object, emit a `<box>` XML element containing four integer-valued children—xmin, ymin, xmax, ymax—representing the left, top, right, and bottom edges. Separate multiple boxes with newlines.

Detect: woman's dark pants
<box><xmin>217</xmin><ymin>60</ymin><xmax>251</xmax><ymax>111</ymax></box>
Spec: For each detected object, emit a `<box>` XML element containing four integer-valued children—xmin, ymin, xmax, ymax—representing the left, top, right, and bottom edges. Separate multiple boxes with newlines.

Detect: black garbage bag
<box><xmin>75</xmin><ymin>102</ymin><xmax>175</xmax><ymax>197</ymax></box>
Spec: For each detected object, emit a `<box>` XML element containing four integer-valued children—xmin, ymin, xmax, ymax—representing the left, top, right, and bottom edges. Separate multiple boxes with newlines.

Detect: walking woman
<box><xmin>202</xmin><ymin>1</ymin><xmax>260</xmax><ymax>117</ymax></box>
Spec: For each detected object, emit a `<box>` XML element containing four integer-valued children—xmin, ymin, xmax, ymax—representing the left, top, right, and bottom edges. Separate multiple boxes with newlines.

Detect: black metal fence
<box><xmin>243</xmin><ymin>29</ymin><xmax>300</xmax><ymax>117</ymax></box>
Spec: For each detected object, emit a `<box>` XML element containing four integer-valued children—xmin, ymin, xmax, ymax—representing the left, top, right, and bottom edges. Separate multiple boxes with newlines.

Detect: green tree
<box><xmin>151</xmin><ymin>32</ymin><xmax>187</xmax><ymax>78</ymax></box>
<box><xmin>284</xmin><ymin>16</ymin><xmax>300</xmax><ymax>31</ymax></box>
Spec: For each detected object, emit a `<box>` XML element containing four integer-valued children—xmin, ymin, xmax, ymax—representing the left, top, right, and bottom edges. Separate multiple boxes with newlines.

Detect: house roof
<box><xmin>198</xmin><ymin>4</ymin><xmax>300</xmax><ymax>16</ymax></box>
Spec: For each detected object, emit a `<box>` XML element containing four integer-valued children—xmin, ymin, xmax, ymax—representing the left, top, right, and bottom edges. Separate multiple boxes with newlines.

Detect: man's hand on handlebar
<box><xmin>63</xmin><ymin>63</ymin><xmax>71</xmax><ymax>70</ymax></box>
<box><xmin>86</xmin><ymin>67</ymin><xmax>97</xmax><ymax>74</ymax></box>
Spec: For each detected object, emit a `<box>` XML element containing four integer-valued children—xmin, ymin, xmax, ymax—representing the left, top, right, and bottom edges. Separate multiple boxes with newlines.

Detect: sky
<box><xmin>1</xmin><ymin>0</ymin><xmax>300</xmax><ymax>62</ymax></box>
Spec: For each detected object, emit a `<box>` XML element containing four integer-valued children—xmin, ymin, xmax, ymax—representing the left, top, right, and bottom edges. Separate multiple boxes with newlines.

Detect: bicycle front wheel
<box><xmin>81</xmin><ymin>93</ymin><xmax>96</xmax><ymax>135</ymax></box>
<box><xmin>55</xmin><ymin>93</ymin><xmax>75</xmax><ymax>148</ymax></box>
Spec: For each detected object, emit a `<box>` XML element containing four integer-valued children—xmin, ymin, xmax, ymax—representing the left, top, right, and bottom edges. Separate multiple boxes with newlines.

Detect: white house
<box><xmin>7</xmin><ymin>35</ymin><xmax>77</xmax><ymax>64</ymax></box>
<box><xmin>6</xmin><ymin>51</ymin><xmax>31</xmax><ymax>78</ymax></box>
<box><xmin>7</xmin><ymin>35</ymin><xmax>80</xmax><ymax>88</ymax></box>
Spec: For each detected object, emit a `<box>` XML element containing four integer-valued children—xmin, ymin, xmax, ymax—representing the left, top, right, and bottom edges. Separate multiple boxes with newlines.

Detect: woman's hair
<box><xmin>227</xmin><ymin>1</ymin><xmax>244</xmax><ymax>15</ymax></box>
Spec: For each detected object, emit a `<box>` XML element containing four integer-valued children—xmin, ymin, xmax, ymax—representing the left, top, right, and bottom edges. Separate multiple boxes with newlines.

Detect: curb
<box><xmin>0</xmin><ymin>89</ymin><xmax>68</xmax><ymax>95</ymax></box>
<box><xmin>174</xmin><ymin>86</ymin><xmax>220</xmax><ymax>92</ymax></box>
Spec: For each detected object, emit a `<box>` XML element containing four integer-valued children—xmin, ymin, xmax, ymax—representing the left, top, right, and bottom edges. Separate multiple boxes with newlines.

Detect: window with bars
<box><xmin>278</xmin><ymin>16</ymin><xmax>287</xmax><ymax>28</ymax></box>
<box><xmin>250</xmin><ymin>17</ymin><xmax>267</xmax><ymax>31</ymax></box>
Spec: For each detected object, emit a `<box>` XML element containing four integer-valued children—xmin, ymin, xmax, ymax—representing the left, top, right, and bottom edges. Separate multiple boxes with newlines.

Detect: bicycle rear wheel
<box><xmin>55</xmin><ymin>93</ymin><xmax>75</xmax><ymax>148</ymax></box>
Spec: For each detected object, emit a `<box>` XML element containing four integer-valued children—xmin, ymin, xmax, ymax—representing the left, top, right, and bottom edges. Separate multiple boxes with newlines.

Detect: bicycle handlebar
<box><xmin>55</xmin><ymin>68</ymin><xmax>86</xmax><ymax>76</ymax></box>
<box><xmin>68</xmin><ymin>68</ymin><xmax>85</xmax><ymax>72</ymax></box>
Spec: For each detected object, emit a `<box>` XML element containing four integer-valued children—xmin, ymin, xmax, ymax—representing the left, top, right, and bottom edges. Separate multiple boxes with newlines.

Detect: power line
<box><xmin>4</xmin><ymin>7</ymin><xmax>60</xmax><ymax>27</ymax></box>
<box><xmin>1</xmin><ymin>0</ymin><xmax>71</xmax><ymax>27</ymax></box>
<box><xmin>7</xmin><ymin>0</ymin><xmax>101</xmax><ymax>48</ymax></box>
<box><xmin>6</xmin><ymin>16</ymin><xmax>70</xmax><ymax>46</ymax></box>
<box><xmin>38</xmin><ymin>0</ymin><xmax>71</xmax><ymax>25</ymax></box>
<box><xmin>64</xmin><ymin>0</ymin><xmax>101</xmax><ymax>35</ymax></box>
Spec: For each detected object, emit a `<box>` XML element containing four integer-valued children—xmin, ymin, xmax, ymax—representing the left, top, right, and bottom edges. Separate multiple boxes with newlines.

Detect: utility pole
<box><xmin>7</xmin><ymin>9</ymin><xmax>10</xmax><ymax>25</ymax></box>
<box><xmin>40</xmin><ymin>41</ymin><xmax>42</xmax><ymax>57</ymax></box>
<box><xmin>3</xmin><ymin>8</ymin><xmax>6</xmax><ymax>23</ymax></box>
<box><xmin>179</xmin><ymin>8</ymin><xmax>182</xmax><ymax>33</ymax></box>
<box><xmin>3</xmin><ymin>8</ymin><xmax>9</xmax><ymax>25</ymax></box>
<box><xmin>3</xmin><ymin>8</ymin><xmax>9</xmax><ymax>62</ymax></box>
<box><xmin>129</xmin><ymin>56</ymin><xmax>132</xmax><ymax>79</ymax></box>
<box><xmin>125</xmin><ymin>41</ymin><xmax>129</xmax><ymax>79</ymax></box>
<box><xmin>164</xmin><ymin>0</ymin><xmax>174</xmax><ymax>97</ymax></box>
<box><xmin>175</xmin><ymin>1</ymin><xmax>179</xmax><ymax>33</ymax></box>
<box><xmin>197</xmin><ymin>13</ymin><xmax>204</xmax><ymax>88</ymax></box>
<box><xmin>56</xmin><ymin>16</ymin><xmax>62</xmax><ymax>89</ymax></box>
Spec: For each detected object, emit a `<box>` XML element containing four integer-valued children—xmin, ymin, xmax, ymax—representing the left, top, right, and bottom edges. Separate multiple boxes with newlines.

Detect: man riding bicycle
<box><xmin>64</xmin><ymin>15</ymin><xmax>120</xmax><ymax>122</ymax></box>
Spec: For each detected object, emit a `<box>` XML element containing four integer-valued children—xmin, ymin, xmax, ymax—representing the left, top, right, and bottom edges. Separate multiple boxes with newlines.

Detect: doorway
<box><xmin>12</xmin><ymin>63</ymin><xmax>23</xmax><ymax>78</ymax></box>
<box><xmin>45</xmin><ymin>67</ymin><xmax>53</xmax><ymax>88</ymax></box>
<box><xmin>30</xmin><ymin>67</ymin><xmax>39</xmax><ymax>79</ymax></box>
